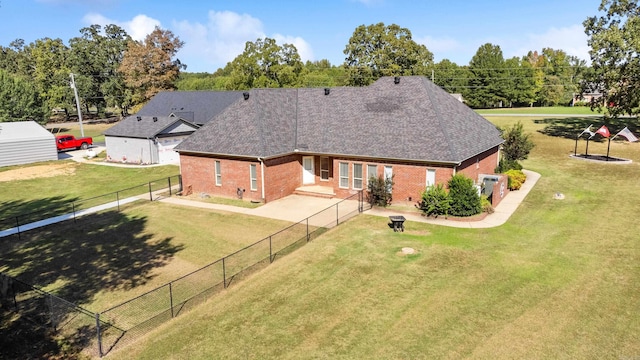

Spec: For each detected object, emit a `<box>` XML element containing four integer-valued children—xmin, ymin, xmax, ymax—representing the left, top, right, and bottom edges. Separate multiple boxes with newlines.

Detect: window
<box><xmin>426</xmin><ymin>169</ymin><xmax>436</xmax><ymax>187</ymax></box>
<box><xmin>250</xmin><ymin>164</ymin><xmax>257</xmax><ymax>191</ymax></box>
<box><xmin>353</xmin><ymin>163</ymin><xmax>363</xmax><ymax>189</ymax></box>
<box><xmin>339</xmin><ymin>162</ymin><xmax>349</xmax><ymax>188</ymax></box>
<box><xmin>320</xmin><ymin>157</ymin><xmax>330</xmax><ymax>181</ymax></box>
<box><xmin>215</xmin><ymin>161</ymin><xmax>222</xmax><ymax>186</ymax></box>
<box><xmin>384</xmin><ymin>166</ymin><xmax>393</xmax><ymax>193</ymax></box>
<box><xmin>367</xmin><ymin>164</ymin><xmax>377</xmax><ymax>186</ymax></box>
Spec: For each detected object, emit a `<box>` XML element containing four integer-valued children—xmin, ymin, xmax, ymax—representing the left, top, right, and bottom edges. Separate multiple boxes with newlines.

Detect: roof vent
<box><xmin>394</xmin><ymin>76</ymin><xmax>400</xmax><ymax>84</ymax></box>
<box><xmin>137</xmin><ymin>116</ymin><xmax>141</xmax><ymax>121</ymax></box>
<box><xmin>324</xmin><ymin>88</ymin><xmax>330</xmax><ymax>95</ymax></box>
<box><xmin>153</xmin><ymin>116</ymin><xmax>158</xmax><ymax>122</ymax></box>
<box><xmin>243</xmin><ymin>92</ymin><xmax>250</xmax><ymax>100</ymax></box>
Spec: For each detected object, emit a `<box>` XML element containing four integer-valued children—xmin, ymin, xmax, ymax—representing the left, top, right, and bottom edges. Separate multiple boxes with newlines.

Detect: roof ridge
<box><xmin>256</xmin><ymin>89</ymin><xmax>267</xmax><ymax>157</ymax></box>
<box><xmin>422</xmin><ymin>78</ymin><xmax>458</xmax><ymax>162</ymax></box>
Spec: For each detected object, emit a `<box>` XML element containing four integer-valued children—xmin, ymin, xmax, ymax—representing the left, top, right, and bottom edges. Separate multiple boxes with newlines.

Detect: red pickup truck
<box><xmin>56</xmin><ymin>134</ymin><xmax>93</xmax><ymax>151</ymax></box>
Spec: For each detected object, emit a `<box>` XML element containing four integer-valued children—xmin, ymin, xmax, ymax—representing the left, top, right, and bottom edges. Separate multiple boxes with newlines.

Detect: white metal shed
<box><xmin>0</xmin><ymin>121</ymin><xmax>58</xmax><ymax>167</ymax></box>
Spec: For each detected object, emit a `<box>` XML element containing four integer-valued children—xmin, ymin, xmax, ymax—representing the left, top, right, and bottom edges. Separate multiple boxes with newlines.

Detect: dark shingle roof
<box><xmin>135</xmin><ymin>91</ymin><xmax>245</xmax><ymax>125</ymax></box>
<box><xmin>104</xmin><ymin>115</ymin><xmax>198</xmax><ymax>138</ymax></box>
<box><xmin>176</xmin><ymin>76</ymin><xmax>504</xmax><ymax>164</ymax></box>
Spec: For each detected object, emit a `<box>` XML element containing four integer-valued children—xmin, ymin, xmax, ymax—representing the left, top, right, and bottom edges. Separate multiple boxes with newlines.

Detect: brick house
<box><xmin>175</xmin><ymin>76</ymin><xmax>505</xmax><ymax>204</ymax></box>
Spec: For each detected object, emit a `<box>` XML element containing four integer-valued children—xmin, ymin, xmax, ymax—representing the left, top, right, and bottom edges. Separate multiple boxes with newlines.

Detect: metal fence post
<box><xmin>269</xmin><ymin>236</ymin><xmax>273</xmax><ymax>263</ymax></box>
<box><xmin>222</xmin><ymin>257</ymin><xmax>227</xmax><ymax>288</ymax></box>
<box><xmin>96</xmin><ymin>313</ymin><xmax>103</xmax><ymax>357</ymax></box>
<box><xmin>169</xmin><ymin>283</ymin><xmax>174</xmax><ymax>318</ymax></box>
<box><xmin>48</xmin><ymin>295</ymin><xmax>56</xmax><ymax>331</ymax></box>
<box><xmin>168</xmin><ymin>177</ymin><xmax>172</xmax><ymax>197</ymax></box>
<box><xmin>15</xmin><ymin>217</ymin><xmax>20</xmax><ymax>240</ymax></box>
<box><xmin>148</xmin><ymin>182</ymin><xmax>153</xmax><ymax>201</ymax></box>
<box><xmin>336</xmin><ymin>203</ymin><xmax>339</xmax><ymax>226</ymax></box>
<box><xmin>178</xmin><ymin>175</ymin><xmax>183</xmax><ymax>192</ymax></box>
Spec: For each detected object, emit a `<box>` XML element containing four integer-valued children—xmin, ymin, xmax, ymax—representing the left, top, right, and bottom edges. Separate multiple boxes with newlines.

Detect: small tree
<box><xmin>448</xmin><ymin>174</ymin><xmax>481</xmax><ymax>217</ymax></box>
<box><xmin>501</xmin><ymin>121</ymin><xmax>535</xmax><ymax>162</ymax></box>
<box><xmin>497</xmin><ymin>121</ymin><xmax>534</xmax><ymax>172</ymax></box>
<box><xmin>417</xmin><ymin>184</ymin><xmax>450</xmax><ymax>217</ymax></box>
<box><xmin>367</xmin><ymin>175</ymin><xmax>394</xmax><ymax>207</ymax></box>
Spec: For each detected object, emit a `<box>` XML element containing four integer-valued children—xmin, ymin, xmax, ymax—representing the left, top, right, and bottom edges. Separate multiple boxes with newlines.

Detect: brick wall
<box><xmin>490</xmin><ymin>175</ymin><xmax>509</xmax><ymax>207</ymax></box>
<box><xmin>457</xmin><ymin>146</ymin><xmax>500</xmax><ymax>182</ymax></box>
<box><xmin>263</xmin><ymin>154</ymin><xmax>301</xmax><ymax>202</ymax></box>
<box><xmin>180</xmin><ymin>146</ymin><xmax>500</xmax><ymax>205</ymax></box>
<box><xmin>180</xmin><ymin>154</ymin><xmax>263</xmax><ymax>201</ymax></box>
<box><xmin>330</xmin><ymin>157</ymin><xmax>455</xmax><ymax>204</ymax></box>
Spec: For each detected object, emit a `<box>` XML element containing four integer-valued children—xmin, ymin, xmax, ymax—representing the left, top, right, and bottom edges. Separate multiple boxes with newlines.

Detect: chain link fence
<box><xmin>0</xmin><ymin>175</ymin><xmax>182</xmax><ymax>240</ymax></box>
<box><xmin>3</xmin><ymin>189</ymin><xmax>369</xmax><ymax>357</ymax></box>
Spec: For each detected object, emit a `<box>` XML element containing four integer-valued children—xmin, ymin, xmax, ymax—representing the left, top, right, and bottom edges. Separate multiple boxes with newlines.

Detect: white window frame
<box><xmin>215</xmin><ymin>161</ymin><xmax>222</xmax><ymax>186</ymax></box>
<box><xmin>384</xmin><ymin>165</ymin><xmax>393</xmax><ymax>193</ymax></box>
<box><xmin>320</xmin><ymin>156</ymin><xmax>330</xmax><ymax>181</ymax></box>
<box><xmin>426</xmin><ymin>169</ymin><xmax>436</xmax><ymax>188</ymax></box>
<box><xmin>353</xmin><ymin>163</ymin><xmax>363</xmax><ymax>190</ymax></box>
<box><xmin>250</xmin><ymin>164</ymin><xmax>257</xmax><ymax>191</ymax></box>
<box><xmin>339</xmin><ymin>162</ymin><xmax>349</xmax><ymax>189</ymax></box>
<box><xmin>367</xmin><ymin>164</ymin><xmax>377</xmax><ymax>187</ymax></box>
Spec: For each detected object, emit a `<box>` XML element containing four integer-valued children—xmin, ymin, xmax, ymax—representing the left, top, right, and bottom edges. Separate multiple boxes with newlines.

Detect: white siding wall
<box><xmin>0</xmin><ymin>138</ymin><xmax>58</xmax><ymax>167</ymax></box>
<box><xmin>105</xmin><ymin>137</ymin><xmax>157</xmax><ymax>164</ymax></box>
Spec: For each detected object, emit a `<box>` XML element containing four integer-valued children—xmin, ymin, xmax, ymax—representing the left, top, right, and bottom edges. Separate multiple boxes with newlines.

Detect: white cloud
<box><xmin>509</xmin><ymin>24</ymin><xmax>590</xmax><ymax>62</ymax></box>
<box><xmin>272</xmin><ymin>34</ymin><xmax>314</xmax><ymax>63</ymax></box>
<box><xmin>174</xmin><ymin>10</ymin><xmax>315</xmax><ymax>72</ymax></box>
<box><xmin>173</xmin><ymin>10</ymin><xmax>265</xmax><ymax>69</ymax></box>
<box><xmin>82</xmin><ymin>13</ymin><xmax>160</xmax><ymax>41</ymax></box>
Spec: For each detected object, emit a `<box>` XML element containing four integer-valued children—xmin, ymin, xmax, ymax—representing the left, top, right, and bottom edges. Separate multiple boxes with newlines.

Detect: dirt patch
<box><xmin>0</xmin><ymin>163</ymin><xmax>77</xmax><ymax>182</ymax></box>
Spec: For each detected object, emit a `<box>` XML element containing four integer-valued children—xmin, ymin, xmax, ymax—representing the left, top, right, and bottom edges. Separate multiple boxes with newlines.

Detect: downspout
<box><xmin>258</xmin><ymin>157</ymin><xmax>265</xmax><ymax>201</ymax></box>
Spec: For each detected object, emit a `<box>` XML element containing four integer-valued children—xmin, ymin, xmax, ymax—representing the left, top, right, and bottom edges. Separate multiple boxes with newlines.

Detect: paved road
<box><xmin>479</xmin><ymin>113</ymin><xmax>606</xmax><ymax>117</ymax></box>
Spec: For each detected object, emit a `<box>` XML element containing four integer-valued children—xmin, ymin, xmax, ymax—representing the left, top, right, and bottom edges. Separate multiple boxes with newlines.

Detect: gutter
<box><xmin>258</xmin><ymin>157</ymin><xmax>265</xmax><ymax>201</ymax></box>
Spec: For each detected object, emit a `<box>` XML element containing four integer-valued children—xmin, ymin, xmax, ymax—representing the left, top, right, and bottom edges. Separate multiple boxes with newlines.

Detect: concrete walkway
<box><xmin>366</xmin><ymin>170</ymin><xmax>540</xmax><ymax>228</ymax></box>
<box><xmin>0</xmin><ymin>170</ymin><xmax>540</xmax><ymax>238</ymax></box>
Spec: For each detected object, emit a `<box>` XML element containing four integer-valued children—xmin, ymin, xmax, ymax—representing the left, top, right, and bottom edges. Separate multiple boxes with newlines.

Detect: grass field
<box><xmin>476</xmin><ymin>106</ymin><xmax>605</xmax><ymax>115</ymax></box>
<box><xmin>3</xmin><ymin>115</ymin><xmax>640</xmax><ymax>358</ymax></box>
<box><xmin>0</xmin><ymin>162</ymin><xmax>179</xmax><ymax>221</ymax></box>
<box><xmin>104</xmin><ymin>115</ymin><xmax>640</xmax><ymax>359</ymax></box>
<box><xmin>0</xmin><ymin>201</ymin><xmax>294</xmax><ymax>313</ymax></box>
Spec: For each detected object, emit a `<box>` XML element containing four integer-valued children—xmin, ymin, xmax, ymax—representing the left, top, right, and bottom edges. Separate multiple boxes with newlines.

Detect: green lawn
<box><xmin>476</xmin><ymin>106</ymin><xmax>605</xmax><ymax>115</ymax></box>
<box><xmin>0</xmin><ymin>162</ymin><xmax>179</xmax><ymax>221</ymax></box>
<box><xmin>105</xmin><ymin>115</ymin><xmax>640</xmax><ymax>359</ymax></box>
<box><xmin>3</xmin><ymin>115</ymin><xmax>640</xmax><ymax>359</ymax></box>
<box><xmin>0</xmin><ymin>201</ymin><xmax>293</xmax><ymax>313</ymax></box>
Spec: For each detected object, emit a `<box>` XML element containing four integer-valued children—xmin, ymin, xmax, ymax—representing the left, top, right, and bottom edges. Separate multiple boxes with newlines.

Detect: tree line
<box><xmin>1</xmin><ymin>0</ymin><xmax>638</xmax><ymax>123</ymax></box>
<box><xmin>0</xmin><ymin>24</ymin><xmax>184</xmax><ymax>123</ymax></box>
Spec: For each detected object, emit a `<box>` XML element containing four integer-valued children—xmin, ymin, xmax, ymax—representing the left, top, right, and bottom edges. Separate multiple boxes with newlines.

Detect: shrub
<box><xmin>447</xmin><ymin>174</ymin><xmax>482</xmax><ymax>217</ymax></box>
<box><xmin>417</xmin><ymin>184</ymin><xmax>451</xmax><ymax>217</ymax></box>
<box><xmin>367</xmin><ymin>175</ymin><xmax>394</xmax><ymax>207</ymax></box>
<box><xmin>481</xmin><ymin>196</ymin><xmax>494</xmax><ymax>214</ymax></box>
<box><xmin>500</xmin><ymin>121</ymin><xmax>535</xmax><ymax>162</ymax></box>
<box><xmin>505</xmin><ymin>169</ymin><xmax>526</xmax><ymax>190</ymax></box>
<box><xmin>495</xmin><ymin>158</ymin><xmax>523</xmax><ymax>173</ymax></box>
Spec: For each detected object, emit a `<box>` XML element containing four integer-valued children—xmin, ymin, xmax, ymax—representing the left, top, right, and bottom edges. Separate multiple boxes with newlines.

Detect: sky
<box><xmin>0</xmin><ymin>0</ymin><xmax>603</xmax><ymax>73</ymax></box>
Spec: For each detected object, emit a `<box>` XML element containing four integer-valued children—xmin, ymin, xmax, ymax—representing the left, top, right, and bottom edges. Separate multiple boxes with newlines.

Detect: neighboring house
<box><xmin>0</xmin><ymin>121</ymin><xmax>57</xmax><ymax>167</ymax></box>
<box><xmin>175</xmin><ymin>76</ymin><xmax>504</xmax><ymax>204</ymax></box>
<box><xmin>572</xmin><ymin>92</ymin><xmax>604</xmax><ymax>106</ymax></box>
<box><xmin>135</xmin><ymin>90</ymin><xmax>245</xmax><ymax>126</ymax></box>
<box><xmin>104</xmin><ymin>115</ymin><xmax>199</xmax><ymax>164</ymax></box>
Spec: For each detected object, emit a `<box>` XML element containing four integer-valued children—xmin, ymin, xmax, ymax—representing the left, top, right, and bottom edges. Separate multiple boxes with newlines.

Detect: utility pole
<box><xmin>70</xmin><ymin>73</ymin><xmax>85</xmax><ymax>137</ymax></box>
